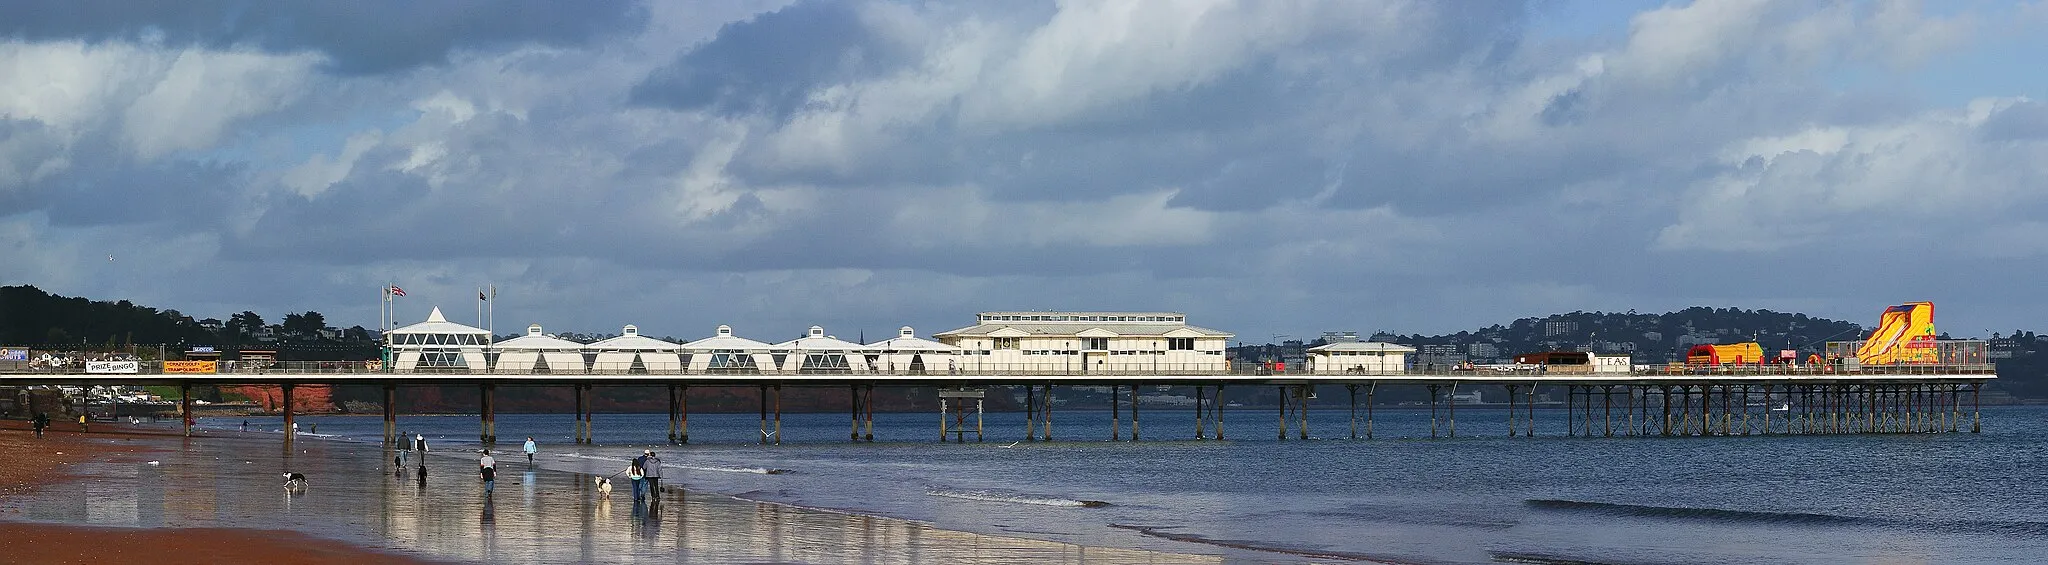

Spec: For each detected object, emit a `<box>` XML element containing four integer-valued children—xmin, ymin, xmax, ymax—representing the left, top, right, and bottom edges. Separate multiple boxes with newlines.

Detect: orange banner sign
<box><xmin>163</xmin><ymin>361</ymin><xmax>218</xmax><ymax>374</ymax></box>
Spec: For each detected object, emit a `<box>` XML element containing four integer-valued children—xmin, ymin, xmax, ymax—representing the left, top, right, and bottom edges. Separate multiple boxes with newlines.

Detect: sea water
<box><xmin>206</xmin><ymin>405</ymin><xmax>2047</xmax><ymax>564</ymax></box>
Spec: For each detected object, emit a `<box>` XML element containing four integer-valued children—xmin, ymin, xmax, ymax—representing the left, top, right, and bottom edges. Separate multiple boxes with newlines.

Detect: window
<box><xmin>1168</xmin><ymin>338</ymin><xmax>1195</xmax><ymax>351</ymax></box>
<box><xmin>994</xmin><ymin>337</ymin><xmax>1020</xmax><ymax>350</ymax></box>
<box><xmin>1085</xmin><ymin>338</ymin><xmax>1109</xmax><ymax>351</ymax></box>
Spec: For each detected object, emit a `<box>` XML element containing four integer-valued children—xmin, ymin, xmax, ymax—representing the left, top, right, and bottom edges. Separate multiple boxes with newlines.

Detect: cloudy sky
<box><xmin>3</xmin><ymin>0</ymin><xmax>2045</xmax><ymax>343</ymax></box>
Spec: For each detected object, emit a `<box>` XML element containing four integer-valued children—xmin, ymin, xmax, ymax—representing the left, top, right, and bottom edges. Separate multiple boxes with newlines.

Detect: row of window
<box><xmin>987</xmin><ymin>337</ymin><xmax>1202</xmax><ymax>350</ymax></box>
<box><xmin>978</xmin><ymin>314</ymin><xmax>1185</xmax><ymax>323</ymax></box>
<box><xmin>962</xmin><ymin>350</ymin><xmax>1223</xmax><ymax>356</ymax></box>
<box><xmin>390</xmin><ymin>334</ymin><xmax>487</xmax><ymax>346</ymax></box>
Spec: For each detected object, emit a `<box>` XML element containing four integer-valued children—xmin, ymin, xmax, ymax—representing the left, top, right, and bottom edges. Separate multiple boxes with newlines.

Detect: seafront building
<box><xmin>771</xmin><ymin>326</ymin><xmax>872</xmax><ymax>373</ymax></box>
<box><xmin>490</xmin><ymin>324</ymin><xmax>586</xmax><ymax>374</ymax></box>
<box><xmin>1304</xmin><ymin>342</ymin><xmax>1416</xmax><ymax>374</ymax></box>
<box><xmin>385</xmin><ymin>307</ymin><xmax>490</xmax><ymax>372</ymax></box>
<box><xmin>679</xmin><ymin>325</ymin><xmax>773</xmax><ymax>373</ymax></box>
<box><xmin>866</xmin><ymin>327</ymin><xmax>958</xmax><ymax>374</ymax></box>
<box><xmin>585</xmin><ymin>325</ymin><xmax>683</xmax><ymax>373</ymax></box>
<box><xmin>931</xmin><ymin>312</ymin><xmax>1233</xmax><ymax>374</ymax></box>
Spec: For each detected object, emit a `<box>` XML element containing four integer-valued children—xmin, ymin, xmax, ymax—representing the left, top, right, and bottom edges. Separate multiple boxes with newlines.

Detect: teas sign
<box><xmin>86</xmin><ymin>360</ymin><xmax>140</xmax><ymax>374</ymax></box>
<box><xmin>163</xmin><ymin>361</ymin><xmax>219</xmax><ymax>374</ymax></box>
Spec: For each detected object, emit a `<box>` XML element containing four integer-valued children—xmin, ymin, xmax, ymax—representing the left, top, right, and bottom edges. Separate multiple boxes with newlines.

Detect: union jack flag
<box><xmin>388</xmin><ymin>286</ymin><xmax>407</xmax><ymax>297</ymax></box>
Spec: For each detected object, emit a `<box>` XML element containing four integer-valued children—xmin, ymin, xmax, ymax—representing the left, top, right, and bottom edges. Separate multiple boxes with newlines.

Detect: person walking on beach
<box><xmin>641</xmin><ymin>450</ymin><xmax>664</xmax><ymax>500</ymax></box>
<box><xmin>415</xmin><ymin>433</ymin><xmax>430</xmax><ymax>481</ymax></box>
<box><xmin>523</xmin><ymin>437</ymin><xmax>537</xmax><ymax>466</ymax></box>
<box><xmin>79</xmin><ymin>414</ymin><xmax>88</xmax><ymax>433</ymax></box>
<box><xmin>32</xmin><ymin>412</ymin><xmax>48</xmax><ymax>438</ymax></box>
<box><xmin>240</xmin><ymin>419</ymin><xmax>247</xmax><ymax>432</ymax></box>
<box><xmin>627</xmin><ymin>455</ymin><xmax>647</xmax><ymax>503</ymax></box>
<box><xmin>479</xmin><ymin>450</ymin><xmax>497</xmax><ymax>495</ymax></box>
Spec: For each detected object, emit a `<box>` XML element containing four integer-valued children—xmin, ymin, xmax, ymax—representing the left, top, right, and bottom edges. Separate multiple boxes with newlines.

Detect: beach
<box><xmin>0</xmin><ymin>418</ymin><xmax>1219</xmax><ymax>564</ymax></box>
<box><xmin>0</xmin><ymin>420</ymin><xmax>440</xmax><ymax>564</ymax></box>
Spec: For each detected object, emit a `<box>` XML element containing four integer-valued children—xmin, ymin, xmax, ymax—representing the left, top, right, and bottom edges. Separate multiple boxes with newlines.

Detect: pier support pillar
<box><xmin>1506</xmin><ymin>385</ymin><xmax>1519</xmax><ymax>437</ymax></box>
<box><xmin>1446</xmin><ymin>382</ymin><xmax>1457</xmax><ymax>438</ymax></box>
<box><xmin>1277</xmin><ymin>386</ymin><xmax>1288</xmax><ymax>440</ymax></box>
<box><xmin>1038</xmin><ymin>385</ymin><xmax>1053</xmax><ymax>441</ymax></box>
<box><xmin>849</xmin><ymin>384</ymin><xmax>860</xmax><ymax>442</ymax></box>
<box><xmin>479</xmin><ymin>384</ymin><xmax>495</xmax><ymax>445</ymax></box>
<box><xmin>1527</xmin><ymin>382</ymin><xmax>1538</xmax><ymax>437</ymax></box>
<box><xmin>1603</xmin><ymin>385</ymin><xmax>1614</xmax><ymax>437</ymax></box>
<box><xmin>1026</xmin><ymin>385</ymin><xmax>1038</xmax><ymax>442</ymax></box>
<box><xmin>1972</xmin><ymin>384</ymin><xmax>1981</xmax><ymax>433</ymax></box>
<box><xmin>1566</xmin><ymin>385</ymin><xmax>1576</xmax><ymax>437</ymax></box>
<box><xmin>1427</xmin><ymin>385</ymin><xmax>1440</xmax><ymax>438</ymax></box>
<box><xmin>382</xmin><ymin>384</ymin><xmax>397</xmax><ymax>445</ymax></box>
<box><xmin>1297</xmin><ymin>385</ymin><xmax>1310</xmax><ymax>440</ymax></box>
<box><xmin>584</xmin><ymin>384</ymin><xmax>596</xmax><ymax>444</ymax></box>
<box><xmin>1129</xmin><ymin>384</ymin><xmax>1139</xmax><ymax>441</ymax></box>
<box><xmin>761</xmin><ymin>384</ymin><xmax>772</xmax><ymax>444</ymax></box>
<box><xmin>1364</xmin><ymin>382</ymin><xmax>1374</xmax><ymax>439</ymax></box>
<box><xmin>1108</xmin><ymin>384</ymin><xmax>1119</xmax><ymax>441</ymax></box>
<box><xmin>1346</xmin><ymin>384</ymin><xmax>1357</xmax><ymax>440</ymax></box>
<box><xmin>862</xmin><ymin>385</ymin><xmax>874</xmax><ymax>441</ymax></box>
<box><xmin>180</xmin><ymin>384</ymin><xmax>193</xmax><ymax>437</ymax></box>
<box><xmin>1216</xmin><ymin>385</ymin><xmax>1227</xmax><ymax>440</ymax></box>
<box><xmin>670</xmin><ymin>384</ymin><xmax>683</xmax><ymax>444</ymax></box>
<box><xmin>572</xmin><ymin>384</ymin><xmax>587</xmax><ymax>444</ymax></box>
<box><xmin>1660</xmin><ymin>386</ymin><xmax>1673</xmax><ymax>437</ymax></box>
<box><xmin>281</xmin><ymin>383</ymin><xmax>295</xmax><ymax>449</ymax></box>
<box><xmin>1196</xmin><ymin>385</ymin><xmax>1208</xmax><ymax>440</ymax></box>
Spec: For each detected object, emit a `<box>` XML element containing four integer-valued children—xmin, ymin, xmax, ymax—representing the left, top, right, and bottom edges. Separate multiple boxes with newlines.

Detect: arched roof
<box><xmin>494</xmin><ymin>324</ymin><xmax>585</xmax><ymax>350</ymax></box>
<box><xmin>866</xmin><ymin>326</ymin><xmax>957</xmax><ymax>352</ymax></box>
<box><xmin>388</xmin><ymin>307</ymin><xmax>489</xmax><ymax>335</ymax></box>
<box><xmin>585</xmin><ymin>324</ymin><xmax>680</xmax><ymax>351</ymax></box>
<box><xmin>680</xmin><ymin>324</ymin><xmax>771</xmax><ymax>351</ymax></box>
<box><xmin>775</xmin><ymin>326</ymin><xmax>869</xmax><ymax>351</ymax></box>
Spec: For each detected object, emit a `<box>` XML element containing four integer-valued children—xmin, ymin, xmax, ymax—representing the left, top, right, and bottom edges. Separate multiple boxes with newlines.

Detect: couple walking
<box><xmin>626</xmin><ymin>449</ymin><xmax>663</xmax><ymax>503</ymax></box>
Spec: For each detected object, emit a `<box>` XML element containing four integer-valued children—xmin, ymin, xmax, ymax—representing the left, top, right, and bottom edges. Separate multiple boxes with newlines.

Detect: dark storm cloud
<box><xmin>1981</xmin><ymin>100</ymin><xmax>2048</xmax><ymax>142</ymax></box>
<box><xmin>631</xmin><ymin>0</ymin><xmax>919</xmax><ymax>119</ymax></box>
<box><xmin>0</xmin><ymin>0</ymin><xmax>645</xmax><ymax>74</ymax></box>
<box><xmin>2</xmin><ymin>128</ymin><xmax>246</xmax><ymax>232</ymax></box>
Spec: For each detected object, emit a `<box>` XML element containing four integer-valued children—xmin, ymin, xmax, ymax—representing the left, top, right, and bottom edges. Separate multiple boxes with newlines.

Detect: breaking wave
<box><xmin>925</xmin><ymin>488</ymin><xmax>1109</xmax><ymax>508</ymax></box>
<box><xmin>678</xmin><ymin>465</ymin><xmax>792</xmax><ymax>475</ymax></box>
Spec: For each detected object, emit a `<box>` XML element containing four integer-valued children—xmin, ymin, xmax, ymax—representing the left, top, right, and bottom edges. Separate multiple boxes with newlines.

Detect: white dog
<box><xmin>595</xmin><ymin>476</ymin><xmax>613</xmax><ymax>499</ymax></box>
<box><xmin>282</xmin><ymin>472</ymin><xmax>308</xmax><ymax>492</ymax></box>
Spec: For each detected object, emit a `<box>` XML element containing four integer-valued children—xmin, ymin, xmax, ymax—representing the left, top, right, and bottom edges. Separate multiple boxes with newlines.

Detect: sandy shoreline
<box><xmin>0</xmin><ymin>419</ymin><xmax>440</xmax><ymax>564</ymax></box>
<box><xmin>0</xmin><ymin>419</ymin><xmax>1226</xmax><ymax>564</ymax></box>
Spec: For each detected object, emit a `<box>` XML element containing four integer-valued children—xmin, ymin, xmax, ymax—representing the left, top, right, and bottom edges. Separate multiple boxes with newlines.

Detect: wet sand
<box><xmin>0</xmin><ymin>420</ymin><xmax>1224</xmax><ymax>564</ymax></box>
<box><xmin>0</xmin><ymin>419</ymin><xmax>438</xmax><ymax>564</ymax></box>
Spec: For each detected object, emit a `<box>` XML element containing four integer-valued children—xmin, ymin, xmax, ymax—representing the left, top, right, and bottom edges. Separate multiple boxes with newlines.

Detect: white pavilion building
<box><xmin>584</xmin><ymin>325</ymin><xmax>682</xmax><ymax>374</ymax></box>
<box><xmin>385</xmin><ymin>307</ymin><xmax>491</xmax><ymax>373</ymax></box>
<box><xmin>772</xmin><ymin>326</ymin><xmax>871</xmax><ymax>373</ymax></box>
<box><xmin>491</xmin><ymin>324</ymin><xmax>587</xmax><ymax>374</ymax></box>
<box><xmin>933</xmin><ymin>312</ymin><xmax>1233</xmax><ymax>374</ymax></box>
<box><xmin>1305</xmin><ymin>342</ymin><xmax>1415</xmax><ymax>374</ymax></box>
<box><xmin>866</xmin><ymin>326</ymin><xmax>958</xmax><ymax>375</ymax></box>
<box><xmin>680</xmin><ymin>325</ymin><xmax>774</xmax><ymax>373</ymax></box>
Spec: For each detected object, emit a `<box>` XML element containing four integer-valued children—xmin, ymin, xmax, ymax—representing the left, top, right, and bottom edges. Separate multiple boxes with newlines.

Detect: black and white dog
<box><xmin>282</xmin><ymin>472</ymin><xmax>309</xmax><ymax>492</ymax></box>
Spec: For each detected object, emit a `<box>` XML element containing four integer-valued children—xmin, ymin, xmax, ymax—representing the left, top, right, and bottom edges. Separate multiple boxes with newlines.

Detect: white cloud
<box><xmin>6</xmin><ymin>0</ymin><xmax>2048</xmax><ymax>340</ymax></box>
<box><xmin>1658</xmin><ymin>96</ymin><xmax>2048</xmax><ymax>252</ymax></box>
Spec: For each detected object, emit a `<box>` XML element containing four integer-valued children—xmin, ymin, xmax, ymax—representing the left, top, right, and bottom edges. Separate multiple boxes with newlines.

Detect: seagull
<box><xmin>1000</xmin><ymin>441</ymin><xmax>1019</xmax><ymax>448</ymax></box>
<box><xmin>145</xmin><ymin>461</ymin><xmax>160</xmax><ymax>466</ymax></box>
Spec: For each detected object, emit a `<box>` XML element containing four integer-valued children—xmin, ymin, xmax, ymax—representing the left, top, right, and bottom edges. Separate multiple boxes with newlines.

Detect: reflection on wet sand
<box><xmin>3</xmin><ymin>435</ymin><xmax>1218</xmax><ymax>564</ymax></box>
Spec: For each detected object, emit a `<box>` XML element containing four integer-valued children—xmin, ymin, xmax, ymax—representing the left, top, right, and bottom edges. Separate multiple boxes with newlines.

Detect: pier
<box><xmin>3</xmin><ymin>304</ymin><xmax>1995</xmax><ymax>445</ymax></box>
<box><xmin>0</xmin><ymin>362</ymin><xmax>1995</xmax><ymax>446</ymax></box>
